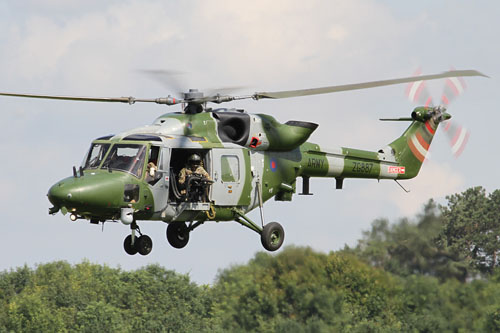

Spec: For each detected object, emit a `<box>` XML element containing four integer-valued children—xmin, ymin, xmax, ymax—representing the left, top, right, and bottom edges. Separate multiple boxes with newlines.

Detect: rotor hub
<box><xmin>183</xmin><ymin>89</ymin><xmax>203</xmax><ymax>100</ymax></box>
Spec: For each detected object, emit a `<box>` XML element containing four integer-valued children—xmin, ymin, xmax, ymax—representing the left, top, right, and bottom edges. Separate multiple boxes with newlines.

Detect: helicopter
<box><xmin>0</xmin><ymin>69</ymin><xmax>486</xmax><ymax>256</ymax></box>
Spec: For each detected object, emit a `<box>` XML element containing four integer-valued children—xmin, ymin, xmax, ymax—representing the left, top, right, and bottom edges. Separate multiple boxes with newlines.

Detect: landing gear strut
<box><xmin>123</xmin><ymin>221</ymin><xmax>153</xmax><ymax>256</ymax></box>
<box><xmin>232</xmin><ymin>209</ymin><xmax>285</xmax><ymax>252</ymax></box>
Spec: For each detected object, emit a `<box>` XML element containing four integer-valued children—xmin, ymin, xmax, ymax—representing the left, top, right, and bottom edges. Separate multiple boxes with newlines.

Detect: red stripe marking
<box><xmin>405</xmin><ymin>81</ymin><xmax>414</xmax><ymax>96</ymax></box>
<box><xmin>450</xmin><ymin>126</ymin><xmax>463</xmax><ymax>146</ymax></box>
<box><xmin>458</xmin><ymin>76</ymin><xmax>466</xmax><ymax>89</ymax></box>
<box><xmin>413</xmin><ymin>81</ymin><xmax>425</xmax><ymax>102</ymax></box>
<box><xmin>405</xmin><ymin>68</ymin><xmax>422</xmax><ymax>96</ymax></box>
<box><xmin>408</xmin><ymin>137</ymin><xmax>425</xmax><ymax>162</ymax></box>
<box><xmin>446</xmin><ymin>78</ymin><xmax>461</xmax><ymax>96</ymax></box>
<box><xmin>416</xmin><ymin>131</ymin><xmax>430</xmax><ymax>150</ymax></box>
<box><xmin>424</xmin><ymin>96</ymin><xmax>432</xmax><ymax>107</ymax></box>
<box><xmin>441</xmin><ymin>94</ymin><xmax>449</xmax><ymax>105</ymax></box>
<box><xmin>425</xmin><ymin>121</ymin><xmax>435</xmax><ymax>135</ymax></box>
<box><xmin>454</xmin><ymin>131</ymin><xmax>470</xmax><ymax>157</ymax></box>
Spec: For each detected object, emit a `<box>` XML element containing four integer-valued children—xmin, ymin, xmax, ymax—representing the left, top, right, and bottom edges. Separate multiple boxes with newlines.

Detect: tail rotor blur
<box><xmin>442</xmin><ymin>120</ymin><xmax>470</xmax><ymax>158</ymax></box>
<box><xmin>405</xmin><ymin>68</ymin><xmax>433</xmax><ymax>107</ymax></box>
<box><xmin>405</xmin><ymin>68</ymin><xmax>471</xmax><ymax>158</ymax></box>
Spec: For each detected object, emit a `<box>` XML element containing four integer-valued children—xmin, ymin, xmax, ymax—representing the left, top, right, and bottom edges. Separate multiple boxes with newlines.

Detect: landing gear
<box><xmin>167</xmin><ymin>222</ymin><xmax>190</xmax><ymax>249</ymax></box>
<box><xmin>123</xmin><ymin>222</ymin><xmax>153</xmax><ymax>256</ymax></box>
<box><xmin>232</xmin><ymin>209</ymin><xmax>285</xmax><ymax>252</ymax></box>
<box><xmin>136</xmin><ymin>235</ymin><xmax>153</xmax><ymax>255</ymax></box>
<box><xmin>123</xmin><ymin>235</ymin><xmax>138</xmax><ymax>255</ymax></box>
<box><xmin>261</xmin><ymin>222</ymin><xmax>285</xmax><ymax>252</ymax></box>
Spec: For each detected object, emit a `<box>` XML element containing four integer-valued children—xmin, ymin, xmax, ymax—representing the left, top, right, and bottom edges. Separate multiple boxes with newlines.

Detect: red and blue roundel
<box><xmin>270</xmin><ymin>158</ymin><xmax>277</xmax><ymax>172</ymax></box>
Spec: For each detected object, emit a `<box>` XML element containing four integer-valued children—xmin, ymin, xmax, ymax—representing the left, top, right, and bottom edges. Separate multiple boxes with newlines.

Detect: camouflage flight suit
<box><xmin>178</xmin><ymin>165</ymin><xmax>212</xmax><ymax>198</ymax></box>
<box><xmin>178</xmin><ymin>165</ymin><xmax>211</xmax><ymax>185</ymax></box>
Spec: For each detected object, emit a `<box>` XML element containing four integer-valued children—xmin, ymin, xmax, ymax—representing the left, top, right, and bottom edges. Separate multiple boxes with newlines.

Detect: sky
<box><xmin>0</xmin><ymin>1</ymin><xmax>498</xmax><ymax>285</ymax></box>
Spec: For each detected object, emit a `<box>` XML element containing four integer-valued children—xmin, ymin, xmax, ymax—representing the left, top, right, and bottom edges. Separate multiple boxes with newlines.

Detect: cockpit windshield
<box><xmin>83</xmin><ymin>143</ymin><xmax>110</xmax><ymax>169</ymax></box>
<box><xmin>101</xmin><ymin>144</ymin><xmax>147</xmax><ymax>178</ymax></box>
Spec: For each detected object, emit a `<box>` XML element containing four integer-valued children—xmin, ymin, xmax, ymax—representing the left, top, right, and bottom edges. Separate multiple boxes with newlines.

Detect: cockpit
<box><xmin>83</xmin><ymin>143</ymin><xmax>110</xmax><ymax>169</ymax></box>
<box><xmin>102</xmin><ymin>144</ymin><xmax>147</xmax><ymax>178</ymax></box>
<box><xmin>80</xmin><ymin>137</ymin><xmax>215</xmax><ymax>215</ymax></box>
<box><xmin>83</xmin><ymin>142</ymin><xmax>149</xmax><ymax>179</ymax></box>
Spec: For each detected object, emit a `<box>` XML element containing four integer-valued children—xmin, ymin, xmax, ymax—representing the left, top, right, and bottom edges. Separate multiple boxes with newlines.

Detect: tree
<box><xmin>349</xmin><ymin>200</ymin><xmax>468</xmax><ymax>281</ymax></box>
<box><xmin>0</xmin><ymin>262</ymin><xmax>217</xmax><ymax>332</ymax></box>
<box><xmin>441</xmin><ymin>186</ymin><xmax>500</xmax><ymax>273</ymax></box>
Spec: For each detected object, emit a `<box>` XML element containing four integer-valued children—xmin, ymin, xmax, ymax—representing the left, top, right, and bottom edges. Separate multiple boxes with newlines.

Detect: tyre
<box><xmin>123</xmin><ymin>235</ymin><xmax>138</xmax><ymax>255</ymax></box>
<box><xmin>167</xmin><ymin>222</ymin><xmax>190</xmax><ymax>249</ymax></box>
<box><xmin>261</xmin><ymin>222</ymin><xmax>284</xmax><ymax>251</ymax></box>
<box><xmin>136</xmin><ymin>235</ymin><xmax>153</xmax><ymax>256</ymax></box>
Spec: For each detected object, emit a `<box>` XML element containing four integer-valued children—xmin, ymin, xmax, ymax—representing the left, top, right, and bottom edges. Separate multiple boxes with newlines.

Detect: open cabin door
<box><xmin>147</xmin><ymin>145</ymin><xmax>170</xmax><ymax>212</ymax></box>
<box><xmin>211</xmin><ymin>148</ymin><xmax>249</xmax><ymax>206</ymax></box>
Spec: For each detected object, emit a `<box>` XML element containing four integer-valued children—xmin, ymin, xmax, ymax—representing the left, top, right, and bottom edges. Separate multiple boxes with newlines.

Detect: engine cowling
<box><xmin>213</xmin><ymin>110</ymin><xmax>318</xmax><ymax>151</ymax></box>
<box><xmin>257</xmin><ymin>114</ymin><xmax>318</xmax><ymax>151</ymax></box>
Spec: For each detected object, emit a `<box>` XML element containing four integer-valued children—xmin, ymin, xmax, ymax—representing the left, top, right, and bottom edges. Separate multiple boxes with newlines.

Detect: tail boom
<box><xmin>300</xmin><ymin>144</ymin><xmax>408</xmax><ymax>181</ymax></box>
<box><xmin>299</xmin><ymin>115</ymin><xmax>440</xmax><ymax>181</ymax></box>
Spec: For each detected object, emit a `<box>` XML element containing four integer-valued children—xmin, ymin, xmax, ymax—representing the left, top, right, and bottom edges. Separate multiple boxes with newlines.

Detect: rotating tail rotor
<box><xmin>442</xmin><ymin>120</ymin><xmax>470</xmax><ymax>157</ymax></box>
<box><xmin>405</xmin><ymin>68</ymin><xmax>471</xmax><ymax>158</ymax></box>
<box><xmin>406</xmin><ymin>68</ymin><xmax>433</xmax><ymax>107</ymax></box>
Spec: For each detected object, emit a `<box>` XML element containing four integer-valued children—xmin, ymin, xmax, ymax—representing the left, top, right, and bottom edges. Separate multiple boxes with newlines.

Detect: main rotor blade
<box><xmin>0</xmin><ymin>92</ymin><xmax>180</xmax><ymax>105</ymax></box>
<box><xmin>0</xmin><ymin>92</ymin><xmax>134</xmax><ymax>103</ymax></box>
<box><xmin>253</xmin><ymin>69</ymin><xmax>488</xmax><ymax>100</ymax></box>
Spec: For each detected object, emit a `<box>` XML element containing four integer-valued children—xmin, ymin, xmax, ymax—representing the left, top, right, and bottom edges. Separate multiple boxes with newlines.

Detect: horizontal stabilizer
<box><xmin>379</xmin><ymin>117</ymin><xmax>413</xmax><ymax>121</ymax></box>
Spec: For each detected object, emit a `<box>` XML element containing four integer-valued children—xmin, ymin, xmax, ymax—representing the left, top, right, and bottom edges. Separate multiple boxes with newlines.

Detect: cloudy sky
<box><xmin>0</xmin><ymin>1</ymin><xmax>498</xmax><ymax>284</ymax></box>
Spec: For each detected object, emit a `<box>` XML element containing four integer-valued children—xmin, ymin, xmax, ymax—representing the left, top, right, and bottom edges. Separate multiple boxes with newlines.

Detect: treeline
<box><xmin>349</xmin><ymin>186</ymin><xmax>500</xmax><ymax>281</ymax></box>
<box><xmin>1</xmin><ymin>186</ymin><xmax>500</xmax><ymax>332</ymax></box>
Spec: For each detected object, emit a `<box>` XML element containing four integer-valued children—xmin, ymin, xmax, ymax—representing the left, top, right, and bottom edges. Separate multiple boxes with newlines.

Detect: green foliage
<box><xmin>1</xmin><ymin>187</ymin><xmax>500</xmax><ymax>331</ymax></box>
<box><xmin>350</xmin><ymin>187</ymin><xmax>500</xmax><ymax>281</ymax></box>
<box><xmin>441</xmin><ymin>186</ymin><xmax>500</xmax><ymax>273</ymax></box>
<box><xmin>212</xmin><ymin>247</ymin><xmax>410</xmax><ymax>331</ymax></box>
<box><xmin>0</xmin><ymin>262</ymin><xmax>216</xmax><ymax>332</ymax></box>
<box><xmin>349</xmin><ymin>200</ymin><xmax>468</xmax><ymax>281</ymax></box>
<box><xmin>212</xmin><ymin>246</ymin><xmax>500</xmax><ymax>332</ymax></box>
<box><xmin>212</xmin><ymin>247</ymin><xmax>348</xmax><ymax>331</ymax></box>
<box><xmin>1</xmin><ymin>251</ymin><xmax>500</xmax><ymax>332</ymax></box>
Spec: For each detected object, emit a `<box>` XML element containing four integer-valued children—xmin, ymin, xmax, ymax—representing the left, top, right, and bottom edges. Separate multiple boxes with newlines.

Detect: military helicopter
<box><xmin>0</xmin><ymin>69</ymin><xmax>486</xmax><ymax>256</ymax></box>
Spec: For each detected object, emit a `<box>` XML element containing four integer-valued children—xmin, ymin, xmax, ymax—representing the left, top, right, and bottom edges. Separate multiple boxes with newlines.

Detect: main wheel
<box><xmin>123</xmin><ymin>235</ymin><xmax>138</xmax><ymax>255</ymax></box>
<box><xmin>261</xmin><ymin>222</ymin><xmax>284</xmax><ymax>251</ymax></box>
<box><xmin>136</xmin><ymin>235</ymin><xmax>153</xmax><ymax>256</ymax></box>
<box><xmin>167</xmin><ymin>222</ymin><xmax>190</xmax><ymax>249</ymax></box>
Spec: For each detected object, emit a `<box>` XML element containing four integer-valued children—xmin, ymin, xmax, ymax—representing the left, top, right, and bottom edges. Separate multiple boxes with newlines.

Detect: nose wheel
<box><xmin>123</xmin><ymin>222</ymin><xmax>153</xmax><ymax>256</ymax></box>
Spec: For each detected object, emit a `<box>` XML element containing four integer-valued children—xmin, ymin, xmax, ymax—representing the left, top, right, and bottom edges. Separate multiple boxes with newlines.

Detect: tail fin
<box><xmin>388</xmin><ymin>116</ymin><xmax>439</xmax><ymax>179</ymax></box>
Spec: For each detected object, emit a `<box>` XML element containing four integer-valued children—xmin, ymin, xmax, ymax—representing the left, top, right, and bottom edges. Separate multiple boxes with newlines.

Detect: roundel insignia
<box><xmin>270</xmin><ymin>158</ymin><xmax>277</xmax><ymax>172</ymax></box>
<box><xmin>186</xmin><ymin>122</ymin><xmax>193</xmax><ymax>129</ymax></box>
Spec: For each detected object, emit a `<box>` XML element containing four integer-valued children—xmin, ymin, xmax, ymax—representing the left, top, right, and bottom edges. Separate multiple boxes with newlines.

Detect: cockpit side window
<box><xmin>83</xmin><ymin>143</ymin><xmax>110</xmax><ymax>169</ymax></box>
<box><xmin>146</xmin><ymin>146</ymin><xmax>161</xmax><ymax>185</ymax></box>
<box><xmin>101</xmin><ymin>144</ymin><xmax>147</xmax><ymax>178</ymax></box>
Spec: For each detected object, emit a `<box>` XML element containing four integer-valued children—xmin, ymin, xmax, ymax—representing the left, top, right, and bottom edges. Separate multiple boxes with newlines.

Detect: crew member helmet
<box><xmin>188</xmin><ymin>154</ymin><xmax>202</xmax><ymax>165</ymax></box>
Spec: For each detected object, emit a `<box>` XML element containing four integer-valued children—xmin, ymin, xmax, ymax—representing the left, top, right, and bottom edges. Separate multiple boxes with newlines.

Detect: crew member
<box><xmin>178</xmin><ymin>154</ymin><xmax>212</xmax><ymax>200</ymax></box>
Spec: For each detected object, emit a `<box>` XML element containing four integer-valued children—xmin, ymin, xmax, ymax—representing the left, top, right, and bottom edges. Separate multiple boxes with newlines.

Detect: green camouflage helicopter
<box><xmin>0</xmin><ymin>69</ymin><xmax>486</xmax><ymax>256</ymax></box>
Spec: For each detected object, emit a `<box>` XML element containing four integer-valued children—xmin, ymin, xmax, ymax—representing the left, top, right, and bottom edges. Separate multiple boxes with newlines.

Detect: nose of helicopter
<box><xmin>47</xmin><ymin>172</ymin><xmax>126</xmax><ymax>213</ymax></box>
<box><xmin>47</xmin><ymin>180</ymin><xmax>76</xmax><ymax>208</ymax></box>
